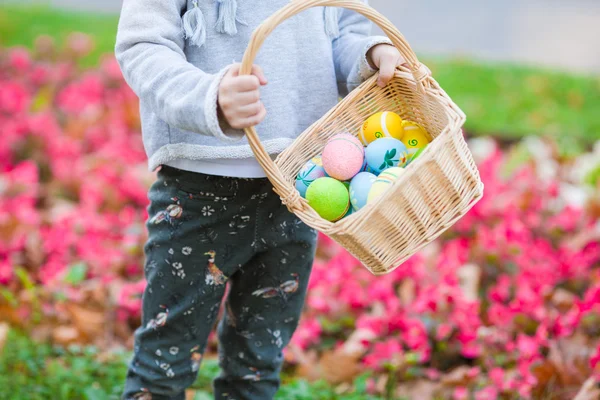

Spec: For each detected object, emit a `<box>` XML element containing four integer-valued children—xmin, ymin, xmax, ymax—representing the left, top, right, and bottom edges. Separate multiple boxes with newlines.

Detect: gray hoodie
<box><xmin>115</xmin><ymin>0</ymin><xmax>390</xmax><ymax>172</ymax></box>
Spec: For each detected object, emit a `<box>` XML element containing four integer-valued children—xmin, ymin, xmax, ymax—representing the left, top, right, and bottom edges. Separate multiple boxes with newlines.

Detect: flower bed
<box><xmin>0</xmin><ymin>37</ymin><xmax>599</xmax><ymax>399</ymax></box>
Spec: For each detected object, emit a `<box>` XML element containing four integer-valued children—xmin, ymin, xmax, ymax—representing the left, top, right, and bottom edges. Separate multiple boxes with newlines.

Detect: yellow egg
<box><xmin>401</xmin><ymin>121</ymin><xmax>431</xmax><ymax>156</ymax></box>
<box><xmin>359</xmin><ymin>111</ymin><xmax>404</xmax><ymax>146</ymax></box>
<box><xmin>367</xmin><ymin>167</ymin><xmax>405</xmax><ymax>204</ymax></box>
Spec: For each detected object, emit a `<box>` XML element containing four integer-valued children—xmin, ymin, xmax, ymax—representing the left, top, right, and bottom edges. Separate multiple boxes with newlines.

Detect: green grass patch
<box><xmin>0</xmin><ymin>4</ymin><xmax>118</xmax><ymax>68</ymax></box>
<box><xmin>1</xmin><ymin>4</ymin><xmax>599</xmax><ymax>148</ymax></box>
<box><xmin>430</xmin><ymin>59</ymin><xmax>600</xmax><ymax>153</ymax></box>
<box><xmin>0</xmin><ymin>328</ymin><xmax>380</xmax><ymax>400</ymax></box>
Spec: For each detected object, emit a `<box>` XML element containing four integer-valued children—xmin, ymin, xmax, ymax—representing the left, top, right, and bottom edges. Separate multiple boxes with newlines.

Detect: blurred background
<box><xmin>0</xmin><ymin>1</ymin><xmax>598</xmax><ymax>399</ymax></box>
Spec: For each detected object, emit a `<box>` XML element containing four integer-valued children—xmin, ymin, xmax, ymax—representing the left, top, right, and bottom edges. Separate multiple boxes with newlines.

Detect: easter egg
<box><xmin>359</xmin><ymin>157</ymin><xmax>378</xmax><ymax>175</ymax></box>
<box><xmin>306</xmin><ymin>177</ymin><xmax>350</xmax><ymax>222</ymax></box>
<box><xmin>322</xmin><ymin>133</ymin><xmax>365</xmax><ymax>181</ymax></box>
<box><xmin>349</xmin><ymin>172</ymin><xmax>377</xmax><ymax>211</ymax></box>
<box><xmin>359</xmin><ymin>111</ymin><xmax>404</xmax><ymax>146</ymax></box>
<box><xmin>365</xmin><ymin>137</ymin><xmax>410</xmax><ymax>174</ymax></box>
<box><xmin>295</xmin><ymin>156</ymin><xmax>327</xmax><ymax>198</ymax></box>
<box><xmin>401</xmin><ymin>121</ymin><xmax>431</xmax><ymax>157</ymax></box>
<box><xmin>367</xmin><ymin>167</ymin><xmax>405</xmax><ymax>205</ymax></box>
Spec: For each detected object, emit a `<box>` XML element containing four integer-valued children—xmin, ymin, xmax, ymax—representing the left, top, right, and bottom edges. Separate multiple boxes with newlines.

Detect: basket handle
<box><xmin>240</xmin><ymin>0</ymin><xmax>431</xmax><ymax>212</ymax></box>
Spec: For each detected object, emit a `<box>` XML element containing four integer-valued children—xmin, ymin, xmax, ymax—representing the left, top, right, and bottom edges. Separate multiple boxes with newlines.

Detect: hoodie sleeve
<box><xmin>331</xmin><ymin>1</ymin><xmax>393</xmax><ymax>96</ymax></box>
<box><xmin>115</xmin><ymin>0</ymin><xmax>242</xmax><ymax>142</ymax></box>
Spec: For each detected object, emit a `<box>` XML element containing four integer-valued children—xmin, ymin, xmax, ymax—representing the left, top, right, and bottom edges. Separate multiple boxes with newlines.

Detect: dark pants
<box><xmin>123</xmin><ymin>166</ymin><xmax>317</xmax><ymax>400</ymax></box>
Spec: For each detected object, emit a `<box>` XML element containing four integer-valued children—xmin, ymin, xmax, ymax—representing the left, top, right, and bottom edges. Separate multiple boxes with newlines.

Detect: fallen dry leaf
<box><xmin>457</xmin><ymin>263</ymin><xmax>481</xmax><ymax>302</ymax></box>
<box><xmin>0</xmin><ymin>323</ymin><xmax>8</xmax><ymax>355</ymax></box>
<box><xmin>295</xmin><ymin>347</ymin><xmax>363</xmax><ymax>384</ymax></box>
<box><xmin>440</xmin><ymin>366</ymin><xmax>478</xmax><ymax>387</ymax></box>
<box><xmin>548</xmin><ymin>334</ymin><xmax>595</xmax><ymax>387</ymax></box>
<box><xmin>397</xmin><ymin>379</ymin><xmax>441</xmax><ymax>400</ymax></box>
<box><xmin>573</xmin><ymin>377</ymin><xmax>600</xmax><ymax>400</ymax></box>
<box><xmin>52</xmin><ymin>325</ymin><xmax>80</xmax><ymax>346</ymax></box>
<box><xmin>65</xmin><ymin>303</ymin><xmax>105</xmax><ymax>340</ymax></box>
<box><xmin>399</xmin><ymin>278</ymin><xmax>416</xmax><ymax>306</ymax></box>
<box><xmin>342</xmin><ymin>328</ymin><xmax>377</xmax><ymax>355</ymax></box>
<box><xmin>551</xmin><ymin>288</ymin><xmax>576</xmax><ymax>312</ymax></box>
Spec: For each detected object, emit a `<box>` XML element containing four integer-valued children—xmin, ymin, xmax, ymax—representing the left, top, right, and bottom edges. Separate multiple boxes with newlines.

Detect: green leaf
<box><xmin>192</xmin><ymin>392</ymin><xmax>213</xmax><ymax>400</ymax></box>
<box><xmin>15</xmin><ymin>267</ymin><xmax>35</xmax><ymax>290</ymax></box>
<box><xmin>0</xmin><ymin>287</ymin><xmax>18</xmax><ymax>307</ymax></box>
<box><xmin>83</xmin><ymin>386</ymin><xmax>108</xmax><ymax>400</ymax></box>
<box><xmin>64</xmin><ymin>263</ymin><xmax>88</xmax><ymax>285</ymax></box>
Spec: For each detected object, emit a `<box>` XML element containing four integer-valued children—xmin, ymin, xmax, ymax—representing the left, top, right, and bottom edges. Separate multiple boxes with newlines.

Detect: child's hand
<box><xmin>218</xmin><ymin>63</ymin><xmax>268</xmax><ymax>130</ymax></box>
<box><xmin>367</xmin><ymin>44</ymin><xmax>406</xmax><ymax>88</ymax></box>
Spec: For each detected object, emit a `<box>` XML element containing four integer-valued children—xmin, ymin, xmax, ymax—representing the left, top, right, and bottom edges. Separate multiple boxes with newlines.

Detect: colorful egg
<box><xmin>359</xmin><ymin>111</ymin><xmax>404</xmax><ymax>146</ymax></box>
<box><xmin>322</xmin><ymin>133</ymin><xmax>365</xmax><ymax>181</ymax></box>
<box><xmin>401</xmin><ymin>121</ymin><xmax>431</xmax><ymax>157</ymax></box>
<box><xmin>359</xmin><ymin>157</ymin><xmax>378</xmax><ymax>175</ymax></box>
<box><xmin>295</xmin><ymin>156</ymin><xmax>327</xmax><ymax>198</ymax></box>
<box><xmin>367</xmin><ymin>167</ymin><xmax>405</xmax><ymax>204</ymax></box>
<box><xmin>349</xmin><ymin>172</ymin><xmax>377</xmax><ymax>211</ymax></box>
<box><xmin>365</xmin><ymin>137</ymin><xmax>409</xmax><ymax>174</ymax></box>
<box><xmin>306</xmin><ymin>177</ymin><xmax>350</xmax><ymax>222</ymax></box>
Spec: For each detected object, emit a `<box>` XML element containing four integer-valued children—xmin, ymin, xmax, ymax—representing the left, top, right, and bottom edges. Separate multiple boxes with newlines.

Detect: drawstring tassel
<box><xmin>216</xmin><ymin>0</ymin><xmax>247</xmax><ymax>36</ymax></box>
<box><xmin>324</xmin><ymin>7</ymin><xmax>340</xmax><ymax>39</ymax></box>
<box><xmin>182</xmin><ymin>1</ymin><xmax>207</xmax><ymax>48</ymax></box>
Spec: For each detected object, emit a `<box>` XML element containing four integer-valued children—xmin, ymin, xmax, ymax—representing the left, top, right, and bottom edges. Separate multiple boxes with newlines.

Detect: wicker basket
<box><xmin>240</xmin><ymin>0</ymin><xmax>484</xmax><ymax>275</ymax></box>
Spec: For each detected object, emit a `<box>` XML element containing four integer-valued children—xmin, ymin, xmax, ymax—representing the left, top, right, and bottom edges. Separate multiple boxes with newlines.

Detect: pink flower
<box><xmin>590</xmin><ymin>345</ymin><xmax>600</xmax><ymax>379</ymax></box>
<box><xmin>0</xmin><ymin>259</ymin><xmax>13</xmax><ymax>285</ymax></box>
<box><xmin>8</xmin><ymin>47</ymin><xmax>32</xmax><ymax>71</ymax></box>
<box><xmin>291</xmin><ymin>317</ymin><xmax>321</xmax><ymax>349</ymax></box>
<box><xmin>453</xmin><ymin>387</ymin><xmax>469</xmax><ymax>400</ymax></box>
<box><xmin>363</xmin><ymin>339</ymin><xmax>403</xmax><ymax>369</ymax></box>
<box><xmin>516</xmin><ymin>334</ymin><xmax>540</xmax><ymax>362</ymax></box>
<box><xmin>436</xmin><ymin>322</ymin><xmax>453</xmax><ymax>340</ymax></box>
<box><xmin>66</xmin><ymin>32</ymin><xmax>94</xmax><ymax>57</ymax></box>
<box><xmin>118</xmin><ymin>280</ymin><xmax>146</xmax><ymax>321</ymax></box>
<box><xmin>489</xmin><ymin>367</ymin><xmax>505</xmax><ymax>388</ymax></box>
<box><xmin>0</xmin><ymin>81</ymin><xmax>30</xmax><ymax>114</ymax></box>
<box><xmin>475</xmin><ymin>387</ymin><xmax>498</xmax><ymax>400</ymax></box>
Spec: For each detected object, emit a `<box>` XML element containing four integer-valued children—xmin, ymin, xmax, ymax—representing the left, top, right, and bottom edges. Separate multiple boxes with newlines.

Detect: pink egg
<box><xmin>322</xmin><ymin>133</ymin><xmax>365</xmax><ymax>181</ymax></box>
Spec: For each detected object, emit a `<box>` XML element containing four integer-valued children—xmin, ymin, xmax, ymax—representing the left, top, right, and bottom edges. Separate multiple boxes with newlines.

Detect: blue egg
<box><xmin>349</xmin><ymin>172</ymin><xmax>377</xmax><ymax>211</ymax></box>
<box><xmin>365</xmin><ymin>138</ymin><xmax>410</xmax><ymax>174</ymax></box>
<box><xmin>296</xmin><ymin>156</ymin><xmax>327</xmax><ymax>198</ymax></box>
<box><xmin>359</xmin><ymin>157</ymin><xmax>379</xmax><ymax>175</ymax></box>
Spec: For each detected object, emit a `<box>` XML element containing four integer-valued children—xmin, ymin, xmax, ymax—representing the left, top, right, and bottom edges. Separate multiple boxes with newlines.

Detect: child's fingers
<box><xmin>377</xmin><ymin>55</ymin><xmax>397</xmax><ymax>87</ymax></box>
<box><xmin>231</xmin><ymin>75</ymin><xmax>261</xmax><ymax>92</ymax></box>
<box><xmin>242</xmin><ymin>103</ymin><xmax>267</xmax><ymax>127</ymax></box>
<box><xmin>235</xmin><ymin>90</ymin><xmax>261</xmax><ymax>105</ymax></box>
<box><xmin>232</xmin><ymin>103</ymin><xmax>266</xmax><ymax>128</ymax></box>
<box><xmin>237</xmin><ymin>101</ymin><xmax>264</xmax><ymax>118</ymax></box>
<box><xmin>251</xmin><ymin>64</ymin><xmax>268</xmax><ymax>85</ymax></box>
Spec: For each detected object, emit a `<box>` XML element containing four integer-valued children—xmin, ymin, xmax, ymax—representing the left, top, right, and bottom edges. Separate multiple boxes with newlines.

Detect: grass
<box><xmin>1</xmin><ymin>4</ymin><xmax>599</xmax><ymax>150</ymax></box>
<box><xmin>0</xmin><ymin>328</ymin><xmax>381</xmax><ymax>400</ymax></box>
<box><xmin>0</xmin><ymin>4</ymin><xmax>118</xmax><ymax>68</ymax></box>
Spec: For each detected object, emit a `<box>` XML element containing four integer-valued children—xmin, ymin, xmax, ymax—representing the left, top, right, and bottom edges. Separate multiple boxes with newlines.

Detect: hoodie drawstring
<box><xmin>216</xmin><ymin>0</ymin><xmax>247</xmax><ymax>36</ymax></box>
<box><xmin>182</xmin><ymin>1</ymin><xmax>207</xmax><ymax>47</ymax></box>
<box><xmin>183</xmin><ymin>2</ymin><xmax>341</xmax><ymax>46</ymax></box>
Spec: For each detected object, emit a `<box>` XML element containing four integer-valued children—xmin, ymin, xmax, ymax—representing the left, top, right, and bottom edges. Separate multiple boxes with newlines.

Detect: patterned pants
<box><xmin>123</xmin><ymin>166</ymin><xmax>318</xmax><ymax>400</ymax></box>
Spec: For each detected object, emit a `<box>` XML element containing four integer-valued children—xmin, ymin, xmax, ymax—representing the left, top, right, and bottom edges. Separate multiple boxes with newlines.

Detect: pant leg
<box><xmin>123</xmin><ymin>167</ymin><xmax>258</xmax><ymax>400</ymax></box>
<box><xmin>213</xmin><ymin>186</ymin><xmax>318</xmax><ymax>399</ymax></box>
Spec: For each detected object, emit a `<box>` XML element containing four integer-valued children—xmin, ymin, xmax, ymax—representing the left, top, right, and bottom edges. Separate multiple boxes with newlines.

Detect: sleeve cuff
<box><xmin>204</xmin><ymin>65</ymin><xmax>245</xmax><ymax>143</ymax></box>
<box><xmin>358</xmin><ymin>36</ymin><xmax>394</xmax><ymax>82</ymax></box>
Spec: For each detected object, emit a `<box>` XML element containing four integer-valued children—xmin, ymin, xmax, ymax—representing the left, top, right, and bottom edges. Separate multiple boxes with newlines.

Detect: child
<box><xmin>115</xmin><ymin>1</ymin><xmax>404</xmax><ymax>399</ymax></box>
